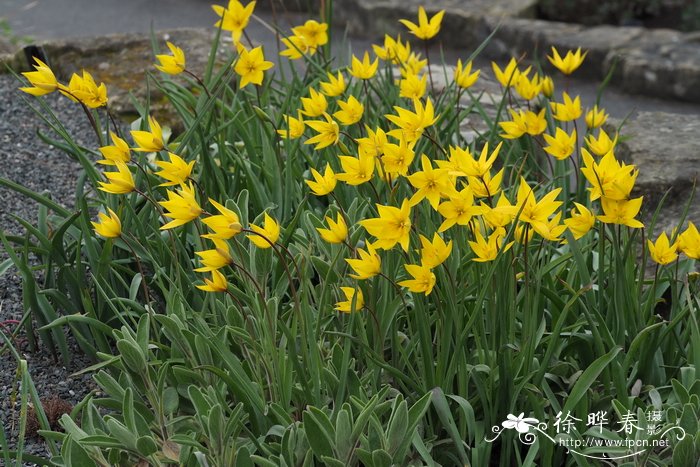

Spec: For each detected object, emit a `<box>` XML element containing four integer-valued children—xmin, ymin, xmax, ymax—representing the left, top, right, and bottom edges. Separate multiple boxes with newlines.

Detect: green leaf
<box><xmin>431</xmin><ymin>388</ymin><xmax>468</xmax><ymax>463</ymax></box>
<box><xmin>563</xmin><ymin>347</ymin><xmax>622</xmax><ymax>414</ymax></box>
<box><xmin>386</xmin><ymin>398</ymin><xmax>408</xmax><ymax>456</ymax></box>
<box><xmin>672</xmin><ymin>435</ymin><xmax>695</xmax><ymax>467</ymax></box>
<box><xmin>371</xmin><ymin>449</ymin><xmax>393</xmax><ymax>467</ymax></box>
<box><xmin>303</xmin><ymin>407</ymin><xmax>335</xmax><ymax>459</ymax></box>
<box><xmin>116</xmin><ymin>338</ymin><xmax>147</xmax><ymax>374</ymax></box>
<box><xmin>334</xmin><ymin>407</ymin><xmax>353</xmax><ymax>461</ymax></box>
<box><xmin>136</xmin><ymin>436</ymin><xmax>159</xmax><ymax>457</ymax></box>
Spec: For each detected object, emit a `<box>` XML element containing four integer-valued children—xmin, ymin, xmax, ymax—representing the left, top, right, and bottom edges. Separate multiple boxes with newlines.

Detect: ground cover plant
<box><xmin>1</xmin><ymin>1</ymin><xmax>700</xmax><ymax>465</ymax></box>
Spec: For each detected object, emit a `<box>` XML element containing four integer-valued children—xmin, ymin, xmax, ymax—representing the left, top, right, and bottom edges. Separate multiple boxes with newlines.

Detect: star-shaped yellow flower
<box><xmin>399</xmin><ymin>6</ymin><xmax>445</xmax><ymax>40</ymax></box>
<box><xmin>234</xmin><ymin>46</ymin><xmax>273</xmax><ymax>88</ymax></box>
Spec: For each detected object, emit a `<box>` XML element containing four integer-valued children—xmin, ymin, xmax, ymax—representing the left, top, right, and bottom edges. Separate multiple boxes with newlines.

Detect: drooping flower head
<box><xmin>155</xmin><ymin>41</ymin><xmax>186</xmax><ymax>75</ymax></box>
<box><xmin>62</xmin><ymin>70</ymin><xmax>108</xmax><ymax>108</ymax></box>
<box><xmin>20</xmin><ymin>57</ymin><xmax>59</xmax><ymax>96</ymax></box>
<box><xmin>159</xmin><ymin>182</ymin><xmax>203</xmax><ymax>230</ymax></box>
<box><xmin>248</xmin><ymin>212</ymin><xmax>280</xmax><ymax>248</ymax></box>
<box><xmin>92</xmin><ymin>208</ymin><xmax>122</xmax><ymax>238</ymax></box>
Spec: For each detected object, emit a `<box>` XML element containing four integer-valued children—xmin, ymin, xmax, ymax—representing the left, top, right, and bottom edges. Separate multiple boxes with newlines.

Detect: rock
<box><xmin>613</xmin><ymin>38</ymin><xmax>700</xmax><ymax>102</ymax></box>
<box><xmin>255</xmin><ymin>0</ymin><xmax>323</xmax><ymax>12</ymax></box>
<box><xmin>0</xmin><ymin>37</ymin><xmax>15</xmax><ymax>55</ymax></box>
<box><xmin>338</xmin><ymin>0</ymin><xmax>536</xmax><ymax>43</ymax></box>
<box><xmin>613</xmin><ymin>111</ymin><xmax>700</xmax><ymax>232</ymax></box>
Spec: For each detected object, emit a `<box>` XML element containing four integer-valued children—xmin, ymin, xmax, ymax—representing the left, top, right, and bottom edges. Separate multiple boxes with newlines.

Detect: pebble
<box><xmin>0</xmin><ymin>74</ymin><xmax>102</xmax><ymax>462</ymax></box>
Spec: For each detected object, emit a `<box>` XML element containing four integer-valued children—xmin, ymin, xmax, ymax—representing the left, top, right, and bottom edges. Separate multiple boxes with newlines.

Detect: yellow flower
<box><xmin>437</xmin><ymin>186</ymin><xmax>486</xmax><ymax>232</ymax></box>
<box><xmin>543</xmin><ymin>128</ymin><xmax>577</xmax><ymax>160</ymax></box>
<box><xmin>386</xmin><ymin>98</ymin><xmax>438</xmax><ymax>143</ymax></box>
<box><xmin>398</xmin><ymin>264</ymin><xmax>436</xmax><ymax>295</ymax></box>
<box><xmin>336</xmin><ymin>153</ymin><xmax>375</xmax><ymax>186</ymax></box>
<box><xmin>359</xmin><ymin>199</ymin><xmax>412</xmax><ymax>251</ymax></box>
<box><xmin>551</xmin><ymin>92</ymin><xmax>582</xmax><ymax>122</ymax></box>
<box><xmin>539</xmin><ymin>211</ymin><xmax>567</xmax><ymax>242</ymax></box>
<box><xmin>292</xmin><ymin>19</ymin><xmax>328</xmax><ymax>50</ymax></box>
<box><xmin>381</xmin><ymin>137</ymin><xmax>415</xmax><ymax>176</ymax></box>
<box><xmin>335</xmin><ymin>287</ymin><xmax>364</xmax><ymax>313</ymax></box>
<box><xmin>547</xmin><ymin>46</ymin><xmax>587</xmax><ymax>75</ymax></box>
<box><xmin>300</xmin><ymin>87</ymin><xmax>328</xmax><ymax>117</ymax></box>
<box><xmin>506</xmin><ymin>178</ymin><xmax>562</xmax><ymax>238</ymax></box>
<box><xmin>154</xmin><ymin>152</ymin><xmax>195</xmax><ymax>186</ymax></box>
<box><xmin>454</xmin><ymin>59</ymin><xmax>480</xmax><ymax>89</ymax></box>
<box><xmin>399</xmin><ymin>73</ymin><xmax>427</xmax><ymax>100</ymax></box>
<box><xmin>357</xmin><ymin>126</ymin><xmax>389</xmax><ymax>159</ymax></box>
<box><xmin>317</xmin><ymin>214</ymin><xmax>348</xmax><ymax>244</ymax></box>
<box><xmin>564</xmin><ymin>202</ymin><xmax>595</xmax><ymax>239</ymax></box>
<box><xmin>201</xmin><ymin>198</ymin><xmax>243</xmax><ymax>240</ymax></box>
<box><xmin>419</xmin><ymin>233</ymin><xmax>452</xmax><ymax>268</ymax></box>
<box><xmin>399</xmin><ymin>6</ymin><xmax>445</xmax><ymax>40</ymax></box>
<box><xmin>234</xmin><ymin>45</ymin><xmax>274</xmax><ymax>88</ymax></box>
<box><xmin>97</xmin><ymin>132</ymin><xmax>131</xmax><ymax>165</ymax></box>
<box><xmin>514</xmin><ymin>224</ymin><xmax>534</xmax><ymax>244</ymax></box>
<box><xmin>131</xmin><ymin>116</ymin><xmax>164</xmax><ymax>153</ymax></box>
<box><xmin>585</xmin><ymin>105</ymin><xmax>608</xmax><ymax>129</ymax></box>
<box><xmin>468</xmin><ymin>169</ymin><xmax>504</xmax><ymax>198</ymax></box>
<box><xmin>194</xmin><ymin>238</ymin><xmax>233</xmax><ymax>272</ymax></box>
<box><xmin>159</xmin><ymin>182</ymin><xmax>203</xmax><ymax>230</ymax></box>
<box><xmin>648</xmin><ymin>232</ymin><xmax>679</xmax><ymax>265</ymax></box>
<box><xmin>212</xmin><ymin>0</ymin><xmax>256</xmax><ymax>44</ymax></box>
<box><xmin>154</xmin><ymin>41</ymin><xmax>186</xmax><ymax>75</ymax></box>
<box><xmin>492</xmin><ymin>58</ymin><xmax>524</xmax><ymax>88</ymax></box>
<box><xmin>248</xmin><ymin>212</ymin><xmax>280</xmax><ymax>248</ymax></box>
<box><xmin>319</xmin><ymin>71</ymin><xmax>346</xmax><ymax>97</ymax></box>
<box><xmin>333</xmin><ymin>96</ymin><xmax>364</xmax><ymax>126</ymax></box>
<box><xmin>279</xmin><ymin>35</ymin><xmax>310</xmax><ymax>60</ymax></box>
<box><xmin>99</xmin><ymin>161</ymin><xmax>136</xmax><ymax>195</ymax></box>
<box><xmin>62</xmin><ymin>70</ymin><xmax>108</xmax><ymax>108</ymax></box>
<box><xmin>305</xmin><ymin>164</ymin><xmax>337</xmax><ymax>196</ymax></box>
<box><xmin>346</xmin><ymin>246</ymin><xmax>381</xmax><ymax>280</ymax></box>
<box><xmin>349</xmin><ymin>52</ymin><xmax>379</xmax><ymax>80</ymax></box>
<box><xmin>373</xmin><ymin>34</ymin><xmax>411</xmax><ymax>64</ymax></box>
<box><xmin>20</xmin><ymin>57</ymin><xmax>59</xmax><ymax>96</ymax></box>
<box><xmin>445</xmin><ymin>142</ymin><xmax>502</xmax><ymax>178</ymax></box>
<box><xmin>482</xmin><ymin>195</ymin><xmax>514</xmax><ymax>229</ymax></box>
<box><xmin>469</xmin><ymin>228</ymin><xmax>513</xmax><ymax>262</ymax></box>
<box><xmin>91</xmin><ymin>208</ymin><xmax>122</xmax><ymax>238</ymax></box>
<box><xmin>407</xmin><ymin>155</ymin><xmax>452</xmax><ymax>209</ymax></box>
<box><xmin>678</xmin><ymin>222</ymin><xmax>700</xmax><ymax>259</ymax></box>
<box><xmin>400</xmin><ymin>52</ymin><xmax>427</xmax><ymax>77</ymax></box>
<box><xmin>197</xmin><ymin>269</ymin><xmax>229</xmax><ymax>293</ymax></box>
<box><xmin>541</xmin><ymin>75</ymin><xmax>554</xmax><ymax>97</ymax></box>
<box><xmin>277</xmin><ymin>111</ymin><xmax>305</xmax><ymax>139</ymax></box>
<box><xmin>514</xmin><ymin>73</ymin><xmax>542</xmax><ymax>101</ymax></box>
<box><xmin>499</xmin><ymin>108</ymin><xmax>546</xmax><ymax>139</ymax></box>
<box><xmin>585</xmin><ymin>128</ymin><xmax>618</xmax><ymax>156</ymax></box>
<box><xmin>597</xmin><ymin>197</ymin><xmax>644</xmax><ymax>229</ymax></box>
<box><xmin>305</xmin><ymin>113</ymin><xmax>339</xmax><ymax>149</ymax></box>
<box><xmin>581</xmin><ymin>150</ymin><xmax>637</xmax><ymax>201</ymax></box>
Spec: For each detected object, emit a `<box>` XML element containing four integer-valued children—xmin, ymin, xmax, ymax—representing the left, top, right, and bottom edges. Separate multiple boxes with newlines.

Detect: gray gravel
<box><xmin>0</xmin><ymin>73</ymin><xmax>98</xmax><ymax>463</ymax></box>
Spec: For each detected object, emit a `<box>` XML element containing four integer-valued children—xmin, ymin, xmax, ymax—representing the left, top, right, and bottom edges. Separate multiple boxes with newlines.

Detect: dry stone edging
<box><xmin>612</xmin><ymin>112</ymin><xmax>700</xmax><ymax>233</ymax></box>
<box><xmin>335</xmin><ymin>0</ymin><xmax>700</xmax><ymax>104</ymax></box>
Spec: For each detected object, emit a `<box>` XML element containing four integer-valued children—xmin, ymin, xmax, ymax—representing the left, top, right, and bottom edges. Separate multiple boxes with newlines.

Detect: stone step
<box><xmin>335</xmin><ymin>0</ymin><xmax>700</xmax><ymax>104</ymax></box>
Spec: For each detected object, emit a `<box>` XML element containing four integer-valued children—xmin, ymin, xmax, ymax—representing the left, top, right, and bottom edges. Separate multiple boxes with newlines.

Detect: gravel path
<box><xmin>0</xmin><ymin>73</ymin><xmax>98</xmax><ymax>462</ymax></box>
